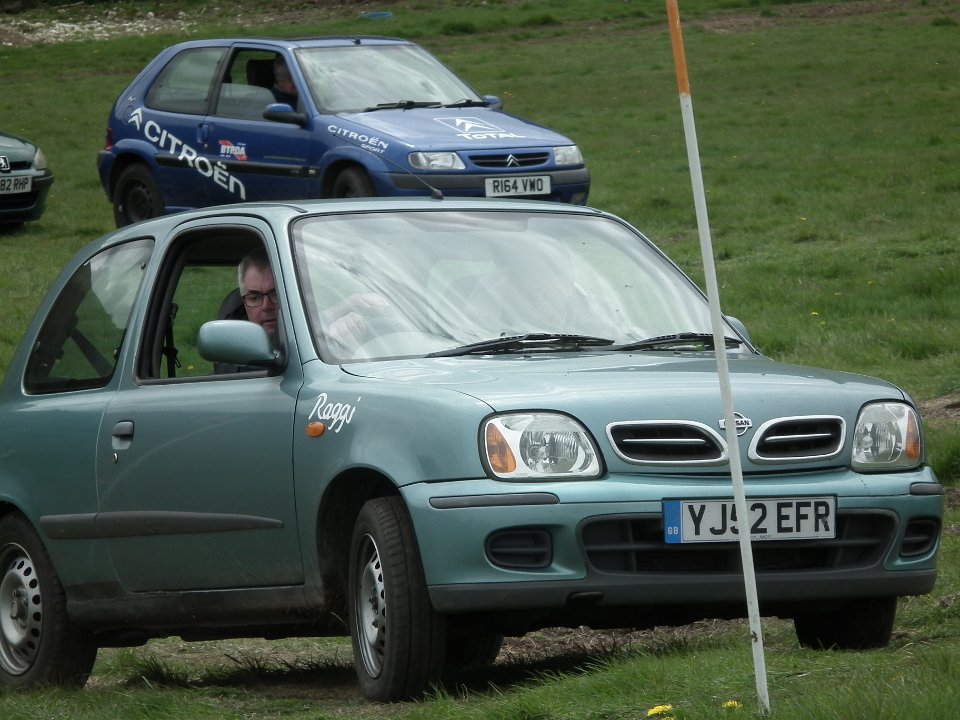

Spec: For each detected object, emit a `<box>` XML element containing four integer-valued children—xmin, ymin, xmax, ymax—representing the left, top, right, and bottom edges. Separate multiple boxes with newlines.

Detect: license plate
<box><xmin>663</xmin><ymin>497</ymin><xmax>835</xmax><ymax>544</ymax></box>
<box><xmin>0</xmin><ymin>175</ymin><xmax>31</xmax><ymax>194</ymax></box>
<box><xmin>484</xmin><ymin>175</ymin><xmax>551</xmax><ymax>197</ymax></box>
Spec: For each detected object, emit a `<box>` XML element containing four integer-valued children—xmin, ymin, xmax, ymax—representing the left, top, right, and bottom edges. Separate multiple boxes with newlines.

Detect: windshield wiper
<box><xmin>442</xmin><ymin>98</ymin><xmax>487</xmax><ymax>108</ymax></box>
<box><xmin>425</xmin><ymin>333</ymin><xmax>615</xmax><ymax>358</ymax></box>
<box><xmin>613</xmin><ymin>332</ymin><xmax>744</xmax><ymax>352</ymax></box>
<box><xmin>362</xmin><ymin>100</ymin><xmax>443</xmax><ymax>112</ymax></box>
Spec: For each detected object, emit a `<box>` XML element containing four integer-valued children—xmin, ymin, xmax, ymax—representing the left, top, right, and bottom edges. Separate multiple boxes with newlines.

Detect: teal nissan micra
<box><xmin>0</xmin><ymin>198</ymin><xmax>942</xmax><ymax>700</ymax></box>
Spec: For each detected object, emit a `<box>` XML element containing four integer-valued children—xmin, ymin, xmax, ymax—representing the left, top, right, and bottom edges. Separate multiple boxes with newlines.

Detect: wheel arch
<box><xmin>106</xmin><ymin>151</ymin><xmax>155</xmax><ymax>201</ymax></box>
<box><xmin>320</xmin><ymin>159</ymin><xmax>368</xmax><ymax>197</ymax></box>
<box><xmin>315</xmin><ymin>468</ymin><xmax>400</xmax><ymax>617</ymax></box>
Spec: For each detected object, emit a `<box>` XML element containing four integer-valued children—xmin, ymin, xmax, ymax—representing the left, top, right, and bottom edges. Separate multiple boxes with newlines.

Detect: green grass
<box><xmin>0</xmin><ymin>0</ymin><xmax>959</xmax><ymax>716</ymax></box>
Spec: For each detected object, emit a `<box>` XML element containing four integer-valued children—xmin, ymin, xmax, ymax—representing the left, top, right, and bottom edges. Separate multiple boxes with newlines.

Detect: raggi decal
<box><xmin>127</xmin><ymin>107</ymin><xmax>247</xmax><ymax>199</ymax></box>
<box><xmin>308</xmin><ymin>392</ymin><xmax>361</xmax><ymax>433</ymax></box>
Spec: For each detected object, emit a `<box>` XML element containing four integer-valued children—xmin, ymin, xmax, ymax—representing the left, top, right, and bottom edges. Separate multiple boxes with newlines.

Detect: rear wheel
<box><xmin>113</xmin><ymin>164</ymin><xmax>164</xmax><ymax>226</ymax></box>
<box><xmin>794</xmin><ymin>596</ymin><xmax>897</xmax><ymax>649</ymax></box>
<box><xmin>0</xmin><ymin>514</ymin><xmax>97</xmax><ymax>688</ymax></box>
<box><xmin>332</xmin><ymin>167</ymin><xmax>375</xmax><ymax>198</ymax></box>
<box><xmin>348</xmin><ymin>497</ymin><xmax>445</xmax><ymax>701</ymax></box>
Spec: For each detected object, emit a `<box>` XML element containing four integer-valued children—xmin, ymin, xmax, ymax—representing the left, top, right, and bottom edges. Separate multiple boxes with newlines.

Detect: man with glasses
<box><xmin>238</xmin><ymin>248</ymin><xmax>279</xmax><ymax>337</ymax></box>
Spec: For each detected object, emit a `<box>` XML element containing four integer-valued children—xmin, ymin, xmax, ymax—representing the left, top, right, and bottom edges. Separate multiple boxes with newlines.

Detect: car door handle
<box><xmin>112</xmin><ymin>421</ymin><xmax>134</xmax><ymax>453</ymax></box>
<box><xmin>113</xmin><ymin>421</ymin><xmax>134</xmax><ymax>439</ymax></box>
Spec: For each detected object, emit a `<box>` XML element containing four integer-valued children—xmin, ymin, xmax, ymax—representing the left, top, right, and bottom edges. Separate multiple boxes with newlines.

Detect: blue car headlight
<box><xmin>553</xmin><ymin>145</ymin><xmax>583</xmax><ymax>166</ymax></box>
<box><xmin>851</xmin><ymin>402</ymin><xmax>922</xmax><ymax>471</ymax></box>
<box><xmin>408</xmin><ymin>151</ymin><xmax>465</xmax><ymax>171</ymax></box>
<box><xmin>481</xmin><ymin>412</ymin><xmax>601</xmax><ymax>480</ymax></box>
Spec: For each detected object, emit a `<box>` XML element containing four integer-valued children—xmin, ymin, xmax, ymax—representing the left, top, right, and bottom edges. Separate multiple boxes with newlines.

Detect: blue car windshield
<box><xmin>292</xmin><ymin>209</ymin><xmax>739</xmax><ymax>362</ymax></box>
<box><xmin>296</xmin><ymin>45</ymin><xmax>482</xmax><ymax>113</ymax></box>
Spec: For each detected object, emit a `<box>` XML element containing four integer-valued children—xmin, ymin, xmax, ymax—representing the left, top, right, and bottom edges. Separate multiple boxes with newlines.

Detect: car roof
<box><xmin>96</xmin><ymin>198</ymin><xmax>607</xmax><ymax>251</ymax></box>
<box><xmin>165</xmin><ymin>36</ymin><xmax>415</xmax><ymax>52</ymax></box>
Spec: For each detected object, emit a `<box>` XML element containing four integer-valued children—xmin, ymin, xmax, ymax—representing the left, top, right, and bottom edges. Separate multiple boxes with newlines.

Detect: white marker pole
<box><xmin>665</xmin><ymin>1</ymin><xmax>770</xmax><ymax>714</ymax></box>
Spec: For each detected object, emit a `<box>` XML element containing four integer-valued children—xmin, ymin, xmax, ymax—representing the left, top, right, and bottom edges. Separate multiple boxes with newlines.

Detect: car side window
<box><xmin>24</xmin><ymin>239</ymin><xmax>154</xmax><ymax>393</ymax></box>
<box><xmin>138</xmin><ymin>230</ymin><xmax>281</xmax><ymax>381</ymax></box>
<box><xmin>215</xmin><ymin>51</ymin><xmax>283</xmax><ymax>120</ymax></box>
<box><xmin>146</xmin><ymin>47</ymin><xmax>227</xmax><ymax>115</ymax></box>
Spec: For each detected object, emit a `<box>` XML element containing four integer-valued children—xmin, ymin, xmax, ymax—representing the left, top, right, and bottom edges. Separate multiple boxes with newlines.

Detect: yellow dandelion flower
<box><xmin>722</xmin><ymin>699</ymin><xmax>743</xmax><ymax>709</ymax></box>
<box><xmin>647</xmin><ymin>705</ymin><xmax>674</xmax><ymax>717</ymax></box>
<box><xmin>810</xmin><ymin>311</ymin><xmax>819</xmax><ymax>316</ymax></box>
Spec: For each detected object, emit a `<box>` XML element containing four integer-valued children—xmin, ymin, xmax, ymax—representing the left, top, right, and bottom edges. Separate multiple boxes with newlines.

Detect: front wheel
<box><xmin>0</xmin><ymin>514</ymin><xmax>98</xmax><ymax>688</ymax></box>
<box><xmin>348</xmin><ymin>497</ymin><xmax>445</xmax><ymax>701</ymax></box>
<box><xmin>332</xmin><ymin>167</ymin><xmax>375</xmax><ymax>198</ymax></box>
<box><xmin>113</xmin><ymin>164</ymin><xmax>164</xmax><ymax>227</ymax></box>
<box><xmin>794</xmin><ymin>596</ymin><xmax>897</xmax><ymax>650</ymax></box>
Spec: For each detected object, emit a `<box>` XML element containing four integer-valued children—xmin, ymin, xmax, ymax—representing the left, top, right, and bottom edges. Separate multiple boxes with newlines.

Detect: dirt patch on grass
<box><xmin>919</xmin><ymin>393</ymin><xmax>960</xmax><ymax>424</ymax></box>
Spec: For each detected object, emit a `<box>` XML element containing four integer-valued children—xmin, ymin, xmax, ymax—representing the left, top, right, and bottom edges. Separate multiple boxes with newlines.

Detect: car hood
<box><xmin>343</xmin><ymin>352</ymin><xmax>903</xmax><ymax>410</ymax></box>
<box><xmin>343</xmin><ymin>353</ymin><xmax>906</xmax><ymax>472</ymax></box>
<box><xmin>0</xmin><ymin>131</ymin><xmax>36</xmax><ymax>162</ymax></box>
<box><xmin>331</xmin><ymin>107</ymin><xmax>573</xmax><ymax>150</ymax></box>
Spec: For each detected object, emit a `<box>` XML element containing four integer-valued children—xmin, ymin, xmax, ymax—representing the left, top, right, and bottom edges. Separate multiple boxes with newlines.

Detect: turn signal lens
<box><xmin>485</xmin><ymin>423</ymin><xmax>516</xmax><ymax>474</ymax></box>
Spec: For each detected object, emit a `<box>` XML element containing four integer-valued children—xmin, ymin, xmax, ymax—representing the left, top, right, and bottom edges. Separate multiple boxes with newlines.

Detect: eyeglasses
<box><xmin>242</xmin><ymin>289</ymin><xmax>278</xmax><ymax>308</ymax></box>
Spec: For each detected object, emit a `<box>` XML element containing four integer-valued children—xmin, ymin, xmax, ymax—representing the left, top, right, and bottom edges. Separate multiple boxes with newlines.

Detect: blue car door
<box><xmin>200</xmin><ymin>48</ymin><xmax>314</xmax><ymax>205</ymax></box>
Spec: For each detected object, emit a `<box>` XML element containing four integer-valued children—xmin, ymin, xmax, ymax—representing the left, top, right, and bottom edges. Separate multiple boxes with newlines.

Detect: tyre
<box><xmin>332</xmin><ymin>167</ymin><xmax>375</xmax><ymax>198</ymax></box>
<box><xmin>794</xmin><ymin>596</ymin><xmax>897</xmax><ymax>650</ymax></box>
<box><xmin>112</xmin><ymin>164</ymin><xmax>164</xmax><ymax>227</ymax></box>
<box><xmin>348</xmin><ymin>496</ymin><xmax>445</xmax><ymax>701</ymax></box>
<box><xmin>0</xmin><ymin>514</ymin><xmax>98</xmax><ymax>688</ymax></box>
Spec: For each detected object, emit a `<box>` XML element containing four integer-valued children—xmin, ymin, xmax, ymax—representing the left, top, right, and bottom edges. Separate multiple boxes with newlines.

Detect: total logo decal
<box><xmin>219</xmin><ymin>139</ymin><xmax>248</xmax><ymax>161</ymax></box>
<box><xmin>127</xmin><ymin>107</ymin><xmax>247</xmax><ymax>199</ymax></box>
<box><xmin>435</xmin><ymin>116</ymin><xmax>524</xmax><ymax>141</ymax></box>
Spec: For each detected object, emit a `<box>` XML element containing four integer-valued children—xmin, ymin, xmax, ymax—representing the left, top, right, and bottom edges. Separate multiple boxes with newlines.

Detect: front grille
<box><xmin>607</xmin><ymin>421</ymin><xmax>726</xmax><ymax>465</ymax></box>
<box><xmin>749</xmin><ymin>416</ymin><xmax>844</xmax><ymax>462</ymax></box>
<box><xmin>581</xmin><ymin>511</ymin><xmax>892</xmax><ymax>574</ymax></box>
<box><xmin>469</xmin><ymin>152</ymin><xmax>549</xmax><ymax>168</ymax></box>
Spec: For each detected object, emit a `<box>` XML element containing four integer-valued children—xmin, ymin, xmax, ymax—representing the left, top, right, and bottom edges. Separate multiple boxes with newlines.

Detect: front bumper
<box><xmin>0</xmin><ymin>171</ymin><xmax>53</xmax><ymax>223</ymax></box>
<box><xmin>402</xmin><ymin>470</ymin><xmax>942</xmax><ymax>617</ymax></box>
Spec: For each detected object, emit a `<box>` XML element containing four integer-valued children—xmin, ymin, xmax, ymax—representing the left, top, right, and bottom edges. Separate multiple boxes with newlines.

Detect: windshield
<box><xmin>291</xmin><ymin>210</ymin><xmax>742</xmax><ymax>363</ymax></box>
<box><xmin>295</xmin><ymin>44</ymin><xmax>482</xmax><ymax>113</ymax></box>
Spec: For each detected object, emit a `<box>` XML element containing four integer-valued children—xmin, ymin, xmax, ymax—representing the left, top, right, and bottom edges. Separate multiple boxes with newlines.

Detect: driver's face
<box><xmin>243</xmin><ymin>266</ymin><xmax>278</xmax><ymax>336</ymax></box>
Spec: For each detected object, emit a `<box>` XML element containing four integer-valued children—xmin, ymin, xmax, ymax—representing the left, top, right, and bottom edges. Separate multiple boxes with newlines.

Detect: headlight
<box><xmin>553</xmin><ymin>145</ymin><xmax>583</xmax><ymax>166</ymax></box>
<box><xmin>851</xmin><ymin>402</ymin><xmax>922</xmax><ymax>471</ymax></box>
<box><xmin>481</xmin><ymin>412</ymin><xmax>601</xmax><ymax>480</ymax></box>
<box><xmin>33</xmin><ymin>148</ymin><xmax>48</xmax><ymax>171</ymax></box>
<box><xmin>408</xmin><ymin>151</ymin><xmax>465</xmax><ymax>171</ymax></box>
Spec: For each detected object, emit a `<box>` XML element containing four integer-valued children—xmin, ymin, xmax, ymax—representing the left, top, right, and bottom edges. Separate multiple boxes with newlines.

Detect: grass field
<box><xmin>0</xmin><ymin>0</ymin><xmax>958</xmax><ymax>717</ymax></box>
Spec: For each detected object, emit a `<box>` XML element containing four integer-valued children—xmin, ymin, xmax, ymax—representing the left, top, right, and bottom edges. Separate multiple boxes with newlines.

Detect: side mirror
<box><xmin>725</xmin><ymin>316</ymin><xmax>753</xmax><ymax>347</ymax></box>
<box><xmin>263</xmin><ymin>102</ymin><xmax>307</xmax><ymax>127</ymax></box>
<box><xmin>483</xmin><ymin>95</ymin><xmax>503</xmax><ymax>111</ymax></box>
<box><xmin>198</xmin><ymin>320</ymin><xmax>280</xmax><ymax>368</ymax></box>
